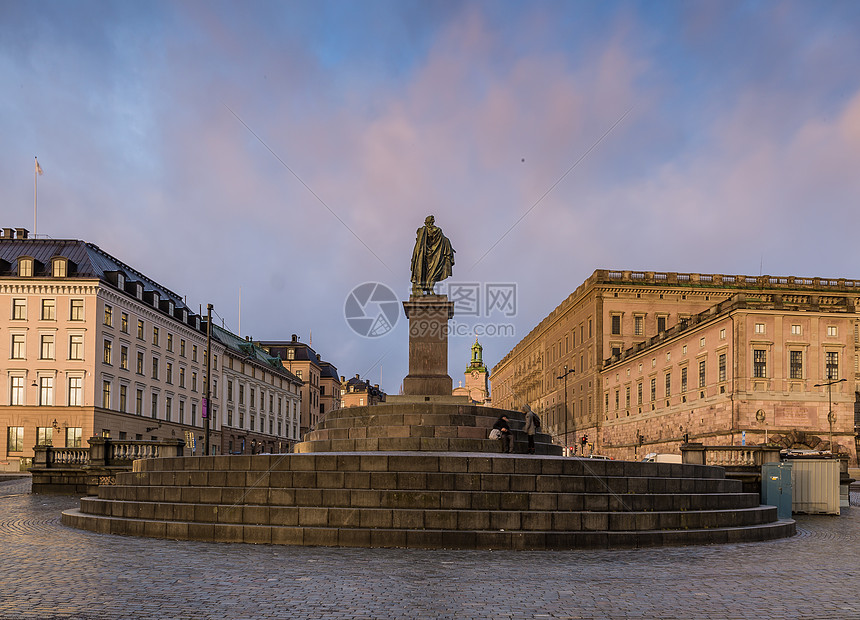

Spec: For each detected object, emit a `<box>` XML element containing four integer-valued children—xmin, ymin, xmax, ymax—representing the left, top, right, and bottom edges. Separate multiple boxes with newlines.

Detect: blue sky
<box><xmin>3</xmin><ymin>1</ymin><xmax>860</xmax><ymax>394</ymax></box>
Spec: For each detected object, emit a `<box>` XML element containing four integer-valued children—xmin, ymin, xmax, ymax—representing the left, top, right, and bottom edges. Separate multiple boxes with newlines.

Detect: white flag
<box><xmin>35</xmin><ymin>158</ymin><xmax>43</xmax><ymax>175</ymax></box>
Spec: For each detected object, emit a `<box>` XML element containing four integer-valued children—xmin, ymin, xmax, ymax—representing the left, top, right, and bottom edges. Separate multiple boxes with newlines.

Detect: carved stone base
<box><xmin>402</xmin><ymin>295</ymin><xmax>454</xmax><ymax>396</ymax></box>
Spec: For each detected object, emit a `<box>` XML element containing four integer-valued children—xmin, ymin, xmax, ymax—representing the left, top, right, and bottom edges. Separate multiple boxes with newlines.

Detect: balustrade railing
<box><xmin>32</xmin><ymin>438</ymin><xmax>185</xmax><ymax>469</ymax></box>
<box><xmin>681</xmin><ymin>443</ymin><xmax>781</xmax><ymax>469</ymax></box>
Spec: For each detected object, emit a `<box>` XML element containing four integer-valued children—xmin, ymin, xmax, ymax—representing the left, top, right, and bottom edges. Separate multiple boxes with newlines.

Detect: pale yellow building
<box><xmin>601</xmin><ymin>293</ymin><xmax>856</xmax><ymax>461</ymax></box>
<box><xmin>1</xmin><ymin>230</ymin><xmax>220</xmax><ymax>470</ymax></box>
<box><xmin>491</xmin><ymin>269</ymin><xmax>860</xmax><ymax>459</ymax></box>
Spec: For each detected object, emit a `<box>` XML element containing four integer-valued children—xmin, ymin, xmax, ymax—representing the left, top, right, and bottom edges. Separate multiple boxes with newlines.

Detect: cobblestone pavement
<box><xmin>2</xmin><ymin>478</ymin><xmax>860</xmax><ymax>620</ymax></box>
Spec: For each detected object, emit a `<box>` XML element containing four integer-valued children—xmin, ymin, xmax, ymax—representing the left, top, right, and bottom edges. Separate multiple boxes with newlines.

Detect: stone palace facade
<box><xmin>491</xmin><ymin>270</ymin><xmax>860</xmax><ymax>461</ymax></box>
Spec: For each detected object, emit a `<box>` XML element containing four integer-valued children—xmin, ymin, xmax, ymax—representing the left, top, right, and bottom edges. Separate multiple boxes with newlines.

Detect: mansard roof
<box><xmin>0</xmin><ymin>237</ymin><xmax>198</xmax><ymax>325</ymax></box>
<box><xmin>211</xmin><ymin>324</ymin><xmax>302</xmax><ymax>384</ymax></box>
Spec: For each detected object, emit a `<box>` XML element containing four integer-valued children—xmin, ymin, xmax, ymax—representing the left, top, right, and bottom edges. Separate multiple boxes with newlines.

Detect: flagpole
<box><xmin>34</xmin><ymin>157</ymin><xmax>38</xmax><ymax>236</ymax></box>
<box><xmin>34</xmin><ymin>157</ymin><xmax>43</xmax><ymax>237</ymax></box>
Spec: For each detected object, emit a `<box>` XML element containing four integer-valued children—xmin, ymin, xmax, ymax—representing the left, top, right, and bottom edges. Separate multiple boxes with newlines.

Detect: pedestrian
<box><xmin>522</xmin><ymin>404</ymin><xmax>540</xmax><ymax>454</ymax></box>
<box><xmin>492</xmin><ymin>415</ymin><xmax>514</xmax><ymax>453</ymax></box>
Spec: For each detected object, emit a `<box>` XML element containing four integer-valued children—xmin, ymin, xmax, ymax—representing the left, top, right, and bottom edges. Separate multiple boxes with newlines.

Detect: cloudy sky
<box><xmin>3</xmin><ymin>1</ymin><xmax>859</xmax><ymax>394</ymax></box>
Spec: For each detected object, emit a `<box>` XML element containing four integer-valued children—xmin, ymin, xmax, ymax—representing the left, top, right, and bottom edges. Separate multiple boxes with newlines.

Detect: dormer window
<box><xmin>52</xmin><ymin>258</ymin><xmax>67</xmax><ymax>278</ymax></box>
<box><xmin>181</xmin><ymin>308</ymin><xmax>188</xmax><ymax>322</ymax></box>
<box><xmin>152</xmin><ymin>291</ymin><xmax>160</xmax><ymax>307</ymax></box>
<box><xmin>18</xmin><ymin>257</ymin><xmax>33</xmax><ymax>277</ymax></box>
<box><xmin>116</xmin><ymin>272</ymin><xmax>125</xmax><ymax>289</ymax></box>
<box><xmin>167</xmin><ymin>301</ymin><xmax>174</xmax><ymax>314</ymax></box>
<box><xmin>135</xmin><ymin>283</ymin><xmax>143</xmax><ymax>300</ymax></box>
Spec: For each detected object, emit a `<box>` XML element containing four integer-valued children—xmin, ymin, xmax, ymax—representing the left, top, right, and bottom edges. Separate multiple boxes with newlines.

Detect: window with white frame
<box><xmin>40</xmin><ymin>334</ymin><xmax>55</xmax><ymax>360</ymax></box>
<box><xmin>755</xmin><ymin>323</ymin><xmax>765</xmax><ymax>334</ymax></box>
<box><xmin>66</xmin><ymin>427</ymin><xmax>82</xmax><ymax>448</ymax></box>
<box><xmin>36</xmin><ymin>427</ymin><xmax>53</xmax><ymax>446</ymax></box>
<box><xmin>10</xmin><ymin>376</ymin><xmax>24</xmax><ymax>405</ymax></box>
<box><xmin>12</xmin><ymin>298</ymin><xmax>26</xmax><ymax>320</ymax></box>
<box><xmin>69</xmin><ymin>334</ymin><xmax>83</xmax><ymax>360</ymax></box>
<box><xmin>41</xmin><ymin>299</ymin><xmax>55</xmax><ymax>320</ymax></box>
<box><xmin>11</xmin><ymin>334</ymin><xmax>25</xmax><ymax>359</ymax></box>
<box><xmin>791</xmin><ymin>324</ymin><xmax>802</xmax><ymax>336</ymax></box>
<box><xmin>40</xmin><ymin>377</ymin><xmax>54</xmax><ymax>406</ymax></box>
<box><xmin>827</xmin><ymin>326</ymin><xmax>838</xmax><ymax>337</ymax></box>
<box><xmin>18</xmin><ymin>258</ymin><xmax>33</xmax><ymax>277</ymax></box>
<box><xmin>52</xmin><ymin>258</ymin><xmax>66</xmax><ymax>277</ymax></box>
<box><xmin>68</xmin><ymin>376</ymin><xmax>83</xmax><ymax>406</ymax></box>
<box><xmin>70</xmin><ymin>299</ymin><xmax>84</xmax><ymax>321</ymax></box>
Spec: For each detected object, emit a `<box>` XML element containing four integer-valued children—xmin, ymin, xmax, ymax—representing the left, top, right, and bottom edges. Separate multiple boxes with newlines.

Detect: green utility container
<box><xmin>762</xmin><ymin>461</ymin><xmax>792</xmax><ymax>520</ymax></box>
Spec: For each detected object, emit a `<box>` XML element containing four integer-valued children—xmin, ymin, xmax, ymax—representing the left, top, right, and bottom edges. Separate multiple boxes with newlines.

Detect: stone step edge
<box><xmin>132</xmin><ymin>453</ymin><xmax>724</xmax><ymax>478</ymax></box>
<box><xmin>120</xmin><ymin>472</ymin><xmax>731</xmax><ymax>484</ymax></box>
<box><xmin>80</xmin><ymin>497</ymin><xmax>776</xmax><ymax>519</ymax></box>
<box><xmin>100</xmin><ymin>486</ymin><xmax>760</xmax><ymax>500</ymax></box>
<box><xmin>60</xmin><ymin>510</ymin><xmax>796</xmax><ymax>549</ymax></box>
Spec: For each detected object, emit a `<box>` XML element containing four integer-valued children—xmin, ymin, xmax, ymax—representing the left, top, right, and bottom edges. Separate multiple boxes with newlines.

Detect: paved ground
<box><xmin>2</xmin><ymin>478</ymin><xmax>860</xmax><ymax>620</ymax></box>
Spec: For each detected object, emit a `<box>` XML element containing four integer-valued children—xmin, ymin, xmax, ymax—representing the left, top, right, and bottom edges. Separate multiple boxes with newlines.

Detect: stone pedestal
<box><xmin>402</xmin><ymin>295</ymin><xmax>454</xmax><ymax>396</ymax></box>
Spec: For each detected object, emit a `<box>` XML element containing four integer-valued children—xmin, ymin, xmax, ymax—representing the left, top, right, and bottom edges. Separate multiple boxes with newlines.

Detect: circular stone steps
<box><xmin>62</xmin><ymin>452</ymin><xmax>796</xmax><ymax>549</ymax></box>
<box><xmin>294</xmin><ymin>403</ymin><xmax>562</xmax><ymax>455</ymax></box>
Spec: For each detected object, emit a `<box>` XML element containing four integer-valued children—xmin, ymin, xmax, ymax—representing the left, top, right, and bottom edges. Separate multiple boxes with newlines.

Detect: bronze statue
<box><xmin>410</xmin><ymin>215</ymin><xmax>455</xmax><ymax>295</ymax></box>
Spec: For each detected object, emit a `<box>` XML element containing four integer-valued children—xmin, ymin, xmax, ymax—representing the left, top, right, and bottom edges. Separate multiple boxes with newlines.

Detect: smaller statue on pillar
<box><xmin>410</xmin><ymin>215</ymin><xmax>455</xmax><ymax>295</ymax></box>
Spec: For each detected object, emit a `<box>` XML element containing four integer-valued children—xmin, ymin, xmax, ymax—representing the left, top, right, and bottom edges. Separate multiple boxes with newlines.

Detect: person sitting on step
<box><xmin>492</xmin><ymin>415</ymin><xmax>514</xmax><ymax>454</ymax></box>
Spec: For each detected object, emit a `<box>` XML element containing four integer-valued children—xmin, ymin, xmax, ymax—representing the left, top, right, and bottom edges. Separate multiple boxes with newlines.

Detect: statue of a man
<box><xmin>410</xmin><ymin>215</ymin><xmax>455</xmax><ymax>295</ymax></box>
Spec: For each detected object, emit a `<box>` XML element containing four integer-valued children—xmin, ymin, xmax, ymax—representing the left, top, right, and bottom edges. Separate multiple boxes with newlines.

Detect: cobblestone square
<box><xmin>2</xmin><ymin>478</ymin><xmax>859</xmax><ymax>619</ymax></box>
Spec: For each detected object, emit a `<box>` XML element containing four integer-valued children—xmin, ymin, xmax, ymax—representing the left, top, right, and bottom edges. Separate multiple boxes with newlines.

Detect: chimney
<box><xmin>355</xmin><ymin>374</ymin><xmax>360</xmax><ymax>379</ymax></box>
<box><xmin>15</xmin><ymin>228</ymin><xmax>29</xmax><ymax>239</ymax></box>
<box><xmin>340</xmin><ymin>376</ymin><xmax>345</xmax><ymax>383</ymax></box>
<box><xmin>291</xmin><ymin>334</ymin><xmax>298</xmax><ymax>342</ymax></box>
<box><xmin>1</xmin><ymin>228</ymin><xmax>14</xmax><ymax>240</ymax></box>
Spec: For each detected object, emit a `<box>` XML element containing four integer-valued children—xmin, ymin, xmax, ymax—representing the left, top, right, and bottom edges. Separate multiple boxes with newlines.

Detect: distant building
<box><xmin>318</xmin><ymin>360</ymin><xmax>341</xmax><ymax>419</ymax></box>
<box><xmin>0</xmin><ymin>229</ymin><xmax>220</xmax><ymax>470</ymax></box>
<box><xmin>256</xmin><ymin>335</ymin><xmax>338</xmax><ymax>437</ymax></box>
<box><xmin>214</xmin><ymin>327</ymin><xmax>302</xmax><ymax>455</ymax></box>
<box><xmin>602</xmin><ymin>293</ymin><xmax>857</xmax><ymax>460</ymax></box>
<box><xmin>492</xmin><ymin>269</ymin><xmax>860</xmax><ymax>462</ymax></box>
<box><xmin>453</xmin><ymin>338</ymin><xmax>491</xmax><ymax>405</ymax></box>
<box><xmin>340</xmin><ymin>374</ymin><xmax>386</xmax><ymax>408</ymax></box>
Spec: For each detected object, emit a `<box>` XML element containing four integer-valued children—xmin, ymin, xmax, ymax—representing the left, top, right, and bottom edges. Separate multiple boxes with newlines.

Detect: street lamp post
<box><xmin>557</xmin><ymin>365</ymin><xmax>574</xmax><ymax>456</ymax></box>
<box><xmin>814</xmin><ymin>376</ymin><xmax>846</xmax><ymax>455</ymax></box>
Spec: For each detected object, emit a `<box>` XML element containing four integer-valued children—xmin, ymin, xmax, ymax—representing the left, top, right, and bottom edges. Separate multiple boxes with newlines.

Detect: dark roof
<box><xmin>0</xmin><ymin>238</ymin><xmax>192</xmax><ymax>314</ymax></box>
<box><xmin>256</xmin><ymin>340</ymin><xmax>321</xmax><ymax>365</ymax></box>
<box><xmin>211</xmin><ymin>325</ymin><xmax>302</xmax><ymax>384</ymax></box>
<box><xmin>344</xmin><ymin>375</ymin><xmax>386</xmax><ymax>396</ymax></box>
<box><xmin>318</xmin><ymin>361</ymin><xmax>340</xmax><ymax>381</ymax></box>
